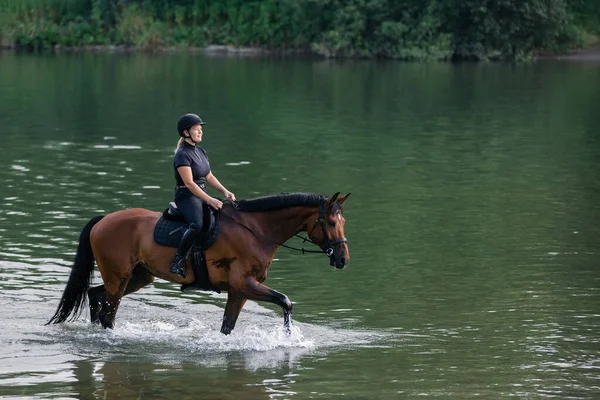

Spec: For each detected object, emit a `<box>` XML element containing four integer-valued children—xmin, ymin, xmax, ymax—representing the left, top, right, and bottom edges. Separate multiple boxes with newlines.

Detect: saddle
<box><xmin>153</xmin><ymin>202</ymin><xmax>220</xmax><ymax>293</ymax></box>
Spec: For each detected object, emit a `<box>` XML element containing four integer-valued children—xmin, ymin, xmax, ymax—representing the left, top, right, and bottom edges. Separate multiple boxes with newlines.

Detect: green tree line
<box><xmin>1</xmin><ymin>0</ymin><xmax>599</xmax><ymax>60</ymax></box>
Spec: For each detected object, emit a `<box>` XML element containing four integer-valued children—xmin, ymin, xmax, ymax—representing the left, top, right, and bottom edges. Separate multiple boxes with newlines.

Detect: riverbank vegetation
<box><xmin>1</xmin><ymin>0</ymin><xmax>599</xmax><ymax>60</ymax></box>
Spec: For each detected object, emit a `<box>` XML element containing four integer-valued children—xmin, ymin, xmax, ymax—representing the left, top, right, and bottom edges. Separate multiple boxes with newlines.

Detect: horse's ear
<box><xmin>328</xmin><ymin>192</ymin><xmax>340</xmax><ymax>206</ymax></box>
<box><xmin>337</xmin><ymin>193</ymin><xmax>351</xmax><ymax>205</ymax></box>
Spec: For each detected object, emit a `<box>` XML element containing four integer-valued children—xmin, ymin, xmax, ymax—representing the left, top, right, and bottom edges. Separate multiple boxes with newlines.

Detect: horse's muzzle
<box><xmin>327</xmin><ymin>238</ymin><xmax>349</xmax><ymax>269</ymax></box>
<box><xmin>330</xmin><ymin>254</ymin><xmax>348</xmax><ymax>269</ymax></box>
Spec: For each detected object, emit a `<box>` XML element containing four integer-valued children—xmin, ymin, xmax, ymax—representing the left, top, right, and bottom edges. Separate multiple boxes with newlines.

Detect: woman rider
<box><xmin>170</xmin><ymin>113</ymin><xmax>236</xmax><ymax>277</ymax></box>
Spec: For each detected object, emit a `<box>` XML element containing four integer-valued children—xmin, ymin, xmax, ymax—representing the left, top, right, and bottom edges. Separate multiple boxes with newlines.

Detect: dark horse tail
<box><xmin>47</xmin><ymin>215</ymin><xmax>104</xmax><ymax>325</ymax></box>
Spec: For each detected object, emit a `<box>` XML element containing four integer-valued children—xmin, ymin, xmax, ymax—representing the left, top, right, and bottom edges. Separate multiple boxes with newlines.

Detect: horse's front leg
<box><xmin>242</xmin><ymin>277</ymin><xmax>294</xmax><ymax>334</ymax></box>
<box><xmin>221</xmin><ymin>293</ymin><xmax>247</xmax><ymax>335</ymax></box>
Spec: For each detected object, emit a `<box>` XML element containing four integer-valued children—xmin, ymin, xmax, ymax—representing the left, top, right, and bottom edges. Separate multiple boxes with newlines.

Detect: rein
<box><xmin>219</xmin><ymin>200</ymin><xmax>347</xmax><ymax>258</ymax></box>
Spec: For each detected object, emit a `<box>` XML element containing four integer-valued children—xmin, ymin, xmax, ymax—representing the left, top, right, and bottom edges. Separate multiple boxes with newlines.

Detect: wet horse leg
<box><xmin>94</xmin><ymin>254</ymin><xmax>135</xmax><ymax>329</ymax></box>
<box><xmin>239</xmin><ymin>277</ymin><xmax>294</xmax><ymax>334</ymax></box>
<box><xmin>88</xmin><ymin>284</ymin><xmax>105</xmax><ymax>324</ymax></box>
<box><xmin>221</xmin><ymin>293</ymin><xmax>248</xmax><ymax>335</ymax></box>
<box><xmin>99</xmin><ymin>286</ymin><xmax>126</xmax><ymax>329</ymax></box>
<box><xmin>87</xmin><ymin>265</ymin><xmax>154</xmax><ymax>326</ymax></box>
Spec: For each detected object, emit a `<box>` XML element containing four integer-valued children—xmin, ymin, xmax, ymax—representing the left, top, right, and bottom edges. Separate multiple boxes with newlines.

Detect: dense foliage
<box><xmin>0</xmin><ymin>0</ymin><xmax>598</xmax><ymax>60</ymax></box>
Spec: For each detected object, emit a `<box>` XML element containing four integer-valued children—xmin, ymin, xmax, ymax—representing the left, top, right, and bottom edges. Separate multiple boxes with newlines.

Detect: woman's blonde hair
<box><xmin>175</xmin><ymin>137</ymin><xmax>185</xmax><ymax>153</ymax></box>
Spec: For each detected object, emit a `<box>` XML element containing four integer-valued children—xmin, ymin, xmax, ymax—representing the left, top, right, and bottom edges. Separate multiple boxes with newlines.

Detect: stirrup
<box><xmin>170</xmin><ymin>255</ymin><xmax>187</xmax><ymax>278</ymax></box>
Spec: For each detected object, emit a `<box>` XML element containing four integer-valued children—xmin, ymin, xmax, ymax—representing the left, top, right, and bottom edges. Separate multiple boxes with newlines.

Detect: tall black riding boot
<box><xmin>169</xmin><ymin>224</ymin><xmax>200</xmax><ymax>277</ymax></box>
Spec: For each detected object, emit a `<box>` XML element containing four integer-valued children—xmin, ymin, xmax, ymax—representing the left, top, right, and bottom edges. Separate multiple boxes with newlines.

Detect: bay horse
<box><xmin>47</xmin><ymin>192</ymin><xmax>350</xmax><ymax>334</ymax></box>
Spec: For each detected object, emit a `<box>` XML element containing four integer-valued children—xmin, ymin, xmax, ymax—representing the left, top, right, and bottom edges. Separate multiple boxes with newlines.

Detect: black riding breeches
<box><xmin>174</xmin><ymin>190</ymin><xmax>204</xmax><ymax>231</ymax></box>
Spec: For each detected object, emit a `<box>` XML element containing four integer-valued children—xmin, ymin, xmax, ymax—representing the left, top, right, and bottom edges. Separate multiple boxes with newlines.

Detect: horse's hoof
<box><xmin>221</xmin><ymin>327</ymin><xmax>232</xmax><ymax>335</ymax></box>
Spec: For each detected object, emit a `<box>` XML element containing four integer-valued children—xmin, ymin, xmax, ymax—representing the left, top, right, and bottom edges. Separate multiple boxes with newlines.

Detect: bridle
<box><xmin>303</xmin><ymin>202</ymin><xmax>348</xmax><ymax>265</ymax></box>
<box><xmin>220</xmin><ymin>199</ymin><xmax>348</xmax><ymax>263</ymax></box>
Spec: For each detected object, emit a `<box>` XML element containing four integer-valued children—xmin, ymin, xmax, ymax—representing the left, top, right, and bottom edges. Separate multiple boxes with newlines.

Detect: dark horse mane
<box><xmin>233</xmin><ymin>192</ymin><xmax>326</xmax><ymax>212</ymax></box>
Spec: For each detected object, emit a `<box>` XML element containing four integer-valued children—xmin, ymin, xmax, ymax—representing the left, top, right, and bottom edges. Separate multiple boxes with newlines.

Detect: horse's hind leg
<box><xmin>87</xmin><ymin>265</ymin><xmax>154</xmax><ymax>326</ymax></box>
<box><xmin>238</xmin><ymin>277</ymin><xmax>294</xmax><ymax>334</ymax></box>
<box><xmin>95</xmin><ymin>255</ymin><xmax>135</xmax><ymax>329</ymax></box>
<box><xmin>99</xmin><ymin>288</ymin><xmax>125</xmax><ymax>329</ymax></box>
<box><xmin>88</xmin><ymin>285</ymin><xmax>105</xmax><ymax>324</ymax></box>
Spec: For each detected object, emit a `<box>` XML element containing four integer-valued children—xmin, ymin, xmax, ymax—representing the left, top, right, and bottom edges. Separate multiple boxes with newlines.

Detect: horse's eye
<box><xmin>327</xmin><ymin>221</ymin><xmax>336</xmax><ymax>228</ymax></box>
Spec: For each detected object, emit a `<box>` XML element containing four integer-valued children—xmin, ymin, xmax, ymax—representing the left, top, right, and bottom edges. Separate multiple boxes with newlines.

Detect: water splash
<box><xmin>47</xmin><ymin>303</ymin><xmax>388</xmax><ymax>371</ymax></box>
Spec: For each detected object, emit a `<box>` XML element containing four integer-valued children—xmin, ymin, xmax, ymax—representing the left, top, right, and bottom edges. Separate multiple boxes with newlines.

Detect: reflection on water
<box><xmin>0</xmin><ymin>54</ymin><xmax>599</xmax><ymax>398</ymax></box>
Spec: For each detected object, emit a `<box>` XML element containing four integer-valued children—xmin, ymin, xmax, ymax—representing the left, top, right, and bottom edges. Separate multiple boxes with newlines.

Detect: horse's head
<box><xmin>308</xmin><ymin>192</ymin><xmax>351</xmax><ymax>269</ymax></box>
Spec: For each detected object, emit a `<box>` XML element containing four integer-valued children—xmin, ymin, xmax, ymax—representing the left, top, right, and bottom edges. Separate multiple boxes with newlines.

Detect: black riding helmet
<box><xmin>177</xmin><ymin>113</ymin><xmax>206</xmax><ymax>137</ymax></box>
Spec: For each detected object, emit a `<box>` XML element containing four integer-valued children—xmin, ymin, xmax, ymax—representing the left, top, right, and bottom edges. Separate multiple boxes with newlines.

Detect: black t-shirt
<box><xmin>173</xmin><ymin>142</ymin><xmax>211</xmax><ymax>188</ymax></box>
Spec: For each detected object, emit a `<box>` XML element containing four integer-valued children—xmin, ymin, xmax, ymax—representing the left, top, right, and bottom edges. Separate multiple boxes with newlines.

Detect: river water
<box><xmin>0</xmin><ymin>53</ymin><xmax>599</xmax><ymax>399</ymax></box>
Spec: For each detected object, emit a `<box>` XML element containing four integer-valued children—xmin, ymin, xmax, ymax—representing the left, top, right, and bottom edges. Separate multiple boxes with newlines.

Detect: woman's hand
<box><xmin>223</xmin><ymin>190</ymin><xmax>236</xmax><ymax>201</ymax></box>
<box><xmin>207</xmin><ymin>197</ymin><xmax>223</xmax><ymax>210</ymax></box>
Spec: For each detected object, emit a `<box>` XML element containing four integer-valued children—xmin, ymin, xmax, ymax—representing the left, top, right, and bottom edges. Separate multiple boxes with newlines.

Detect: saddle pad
<box><xmin>153</xmin><ymin>215</ymin><xmax>220</xmax><ymax>251</ymax></box>
<box><xmin>153</xmin><ymin>218</ymin><xmax>186</xmax><ymax>248</ymax></box>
